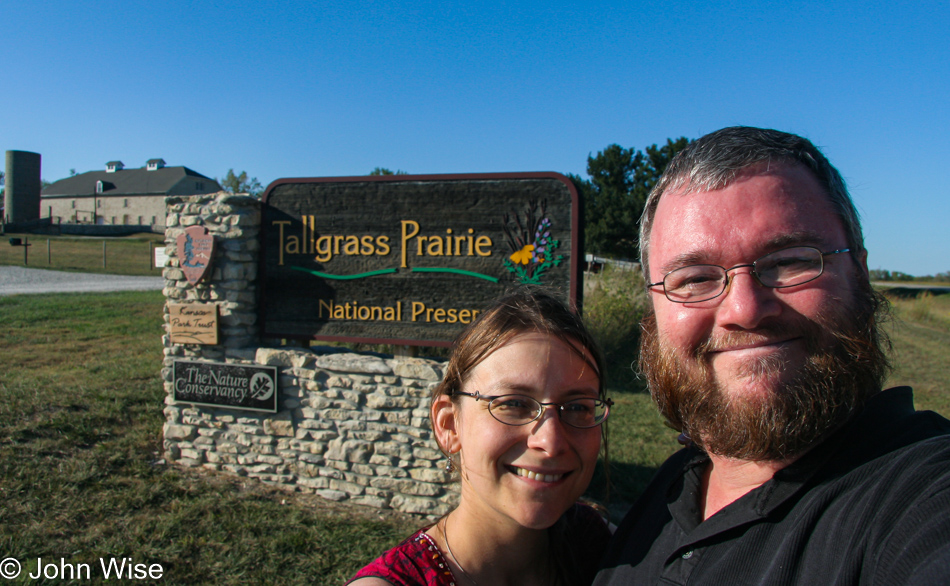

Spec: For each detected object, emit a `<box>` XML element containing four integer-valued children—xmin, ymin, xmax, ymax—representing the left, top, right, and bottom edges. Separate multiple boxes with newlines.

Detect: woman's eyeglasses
<box><xmin>453</xmin><ymin>391</ymin><xmax>612</xmax><ymax>428</ymax></box>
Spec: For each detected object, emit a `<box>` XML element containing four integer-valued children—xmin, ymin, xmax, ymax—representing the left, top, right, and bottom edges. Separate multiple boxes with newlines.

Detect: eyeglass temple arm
<box><xmin>823</xmin><ymin>248</ymin><xmax>850</xmax><ymax>257</ymax></box>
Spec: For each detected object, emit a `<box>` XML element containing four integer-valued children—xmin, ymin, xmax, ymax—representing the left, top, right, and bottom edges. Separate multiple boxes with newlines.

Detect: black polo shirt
<box><xmin>595</xmin><ymin>387</ymin><xmax>950</xmax><ymax>585</ymax></box>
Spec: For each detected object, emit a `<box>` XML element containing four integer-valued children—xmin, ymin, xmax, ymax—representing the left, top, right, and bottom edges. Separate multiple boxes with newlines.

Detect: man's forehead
<box><xmin>649</xmin><ymin>163</ymin><xmax>844</xmax><ymax>271</ymax></box>
<box><xmin>653</xmin><ymin>162</ymin><xmax>831</xmax><ymax>225</ymax></box>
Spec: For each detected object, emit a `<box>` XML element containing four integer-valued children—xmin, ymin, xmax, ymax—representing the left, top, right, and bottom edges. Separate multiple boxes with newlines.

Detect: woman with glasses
<box><xmin>348</xmin><ymin>289</ymin><xmax>613</xmax><ymax>586</ymax></box>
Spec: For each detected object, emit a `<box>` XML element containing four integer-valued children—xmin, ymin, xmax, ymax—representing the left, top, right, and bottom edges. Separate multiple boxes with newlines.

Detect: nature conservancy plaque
<box><xmin>260</xmin><ymin>173</ymin><xmax>581</xmax><ymax>345</ymax></box>
<box><xmin>173</xmin><ymin>360</ymin><xmax>277</xmax><ymax>412</ymax></box>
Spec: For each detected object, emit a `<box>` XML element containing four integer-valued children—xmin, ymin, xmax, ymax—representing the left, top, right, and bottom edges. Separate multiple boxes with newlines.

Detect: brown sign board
<box><xmin>168</xmin><ymin>303</ymin><xmax>219</xmax><ymax>345</ymax></box>
<box><xmin>173</xmin><ymin>360</ymin><xmax>278</xmax><ymax>413</ymax></box>
<box><xmin>260</xmin><ymin>173</ymin><xmax>582</xmax><ymax>346</ymax></box>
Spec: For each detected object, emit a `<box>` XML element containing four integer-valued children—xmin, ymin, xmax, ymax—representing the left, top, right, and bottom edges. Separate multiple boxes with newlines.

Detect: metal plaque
<box><xmin>173</xmin><ymin>360</ymin><xmax>278</xmax><ymax>413</ymax></box>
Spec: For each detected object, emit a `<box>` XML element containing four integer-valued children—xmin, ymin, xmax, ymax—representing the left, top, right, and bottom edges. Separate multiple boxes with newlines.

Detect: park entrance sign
<box><xmin>260</xmin><ymin>173</ymin><xmax>581</xmax><ymax>346</ymax></box>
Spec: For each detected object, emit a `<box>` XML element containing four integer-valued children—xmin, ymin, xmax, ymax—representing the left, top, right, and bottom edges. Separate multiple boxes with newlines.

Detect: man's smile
<box><xmin>707</xmin><ymin>337</ymin><xmax>801</xmax><ymax>355</ymax></box>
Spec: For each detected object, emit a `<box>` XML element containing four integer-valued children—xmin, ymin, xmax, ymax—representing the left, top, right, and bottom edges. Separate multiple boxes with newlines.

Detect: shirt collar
<box><xmin>665</xmin><ymin>387</ymin><xmax>915</xmax><ymax>537</ymax></box>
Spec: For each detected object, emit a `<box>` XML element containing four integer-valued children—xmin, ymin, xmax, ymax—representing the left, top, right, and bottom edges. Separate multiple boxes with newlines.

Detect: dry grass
<box><xmin>884</xmin><ymin>290</ymin><xmax>950</xmax><ymax>415</ymax></box>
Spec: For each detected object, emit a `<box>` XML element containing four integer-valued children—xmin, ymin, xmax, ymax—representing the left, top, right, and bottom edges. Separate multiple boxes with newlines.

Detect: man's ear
<box><xmin>856</xmin><ymin>248</ymin><xmax>870</xmax><ymax>280</ymax></box>
<box><xmin>432</xmin><ymin>395</ymin><xmax>461</xmax><ymax>455</ymax></box>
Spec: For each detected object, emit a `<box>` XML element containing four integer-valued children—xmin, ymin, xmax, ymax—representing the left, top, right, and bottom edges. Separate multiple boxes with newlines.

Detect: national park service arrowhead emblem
<box><xmin>177</xmin><ymin>226</ymin><xmax>216</xmax><ymax>285</ymax></box>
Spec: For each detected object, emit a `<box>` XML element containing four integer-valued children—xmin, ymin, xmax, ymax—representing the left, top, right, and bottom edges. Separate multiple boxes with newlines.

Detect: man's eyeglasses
<box><xmin>647</xmin><ymin>246</ymin><xmax>851</xmax><ymax>304</ymax></box>
<box><xmin>452</xmin><ymin>391</ymin><xmax>613</xmax><ymax>429</ymax></box>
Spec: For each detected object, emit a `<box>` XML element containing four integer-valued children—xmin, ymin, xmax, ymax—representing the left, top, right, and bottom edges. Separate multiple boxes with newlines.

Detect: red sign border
<box><xmin>259</xmin><ymin>172</ymin><xmax>583</xmax><ymax>347</ymax></box>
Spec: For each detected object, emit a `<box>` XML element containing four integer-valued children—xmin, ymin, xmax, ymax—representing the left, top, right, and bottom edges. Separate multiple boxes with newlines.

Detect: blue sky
<box><xmin>3</xmin><ymin>0</ymin><xmax>947</xmax><ymax>275</ymax></box>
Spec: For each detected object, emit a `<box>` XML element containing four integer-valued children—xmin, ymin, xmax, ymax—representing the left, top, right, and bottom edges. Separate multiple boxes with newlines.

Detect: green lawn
<box><xmin>0</xmin><ymin>233</ymin><xmax>164</xmax><ymax>276</ymax></box>
<box><xmin>0</xmin><ymin>292</ymin><xmax>417</xmax><ymax>584</ymax></box>
<box><xmin>0</xmin><ymin>286</ymin><xmax>946</xmax><ymax>583</ymax></box>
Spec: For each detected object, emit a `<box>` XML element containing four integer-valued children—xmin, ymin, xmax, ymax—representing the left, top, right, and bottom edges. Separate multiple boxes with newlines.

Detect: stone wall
<box><xmin>160</xmin><ymin>193</ymin><xmax>457</xmax><ymax>516</ymax></box>
<box><xmin>43</xmin><ymin>194</ymin><xmax>167</xmax><ymax>228</ymax></box>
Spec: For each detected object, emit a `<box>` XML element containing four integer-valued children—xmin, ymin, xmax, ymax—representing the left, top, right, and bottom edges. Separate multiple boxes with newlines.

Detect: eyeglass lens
<box><xmin>488</xmin><ymin>395</ymin><xmax>608</xmax><ymax>428</ymax></box>
<box><xmin>663</xmin><ymin>246</ymin><xmax>825</xmax><ymax>303</ymax></box>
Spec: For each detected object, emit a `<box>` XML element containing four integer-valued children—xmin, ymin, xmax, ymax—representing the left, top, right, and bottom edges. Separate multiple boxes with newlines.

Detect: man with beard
<box><xmin>594</xmin><ymin>127</ymin><xmax>950</xmax><ymax>585</ymax></box>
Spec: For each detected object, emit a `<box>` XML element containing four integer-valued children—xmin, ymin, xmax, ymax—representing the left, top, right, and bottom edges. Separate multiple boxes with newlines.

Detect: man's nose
<box><xmin>715</xmin><ymin>267</ymin><xmax>780</xmax><ymax>329</ymax></box>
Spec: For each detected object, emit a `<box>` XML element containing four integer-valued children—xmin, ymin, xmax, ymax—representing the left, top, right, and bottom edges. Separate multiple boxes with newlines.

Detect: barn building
<box><xmin>41</xmin><ymin>159</ymin><xmax>222</xmax><ymax>230</ymax></box>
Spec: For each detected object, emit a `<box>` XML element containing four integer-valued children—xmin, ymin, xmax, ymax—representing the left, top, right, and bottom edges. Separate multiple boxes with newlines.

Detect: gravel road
<box><xmin>0</xmin><ymin>266</ymin><xmax>165</xmax><ymax>296</ymax></box>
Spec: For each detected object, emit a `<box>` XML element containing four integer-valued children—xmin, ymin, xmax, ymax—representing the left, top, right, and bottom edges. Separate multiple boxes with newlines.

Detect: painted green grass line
<box><xmin>290</xmin><ymin>266</ymin><xmax>398</xmax><ymax>280</ymax></box>
<box><xmin>411</xmin><ymin>267</ymin><xmax>499</xmax><ymax>283</ymax></box>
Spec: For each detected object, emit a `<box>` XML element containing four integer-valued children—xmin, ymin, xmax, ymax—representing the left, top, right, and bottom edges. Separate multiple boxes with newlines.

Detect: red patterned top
<box><xmin>347</xmin><ymin>529</ymin><xmax>457</xmax><ymax>586</ymax></box>
<box><xmin>346</xmin><ymin>504</ymin><xmax>610</xmax><ymax>586</ymax></box>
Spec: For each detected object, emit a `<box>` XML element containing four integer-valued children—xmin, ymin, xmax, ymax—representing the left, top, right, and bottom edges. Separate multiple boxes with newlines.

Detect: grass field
<box><xmin>1</xmin><ymin>280</ymin><xmax>948</xmax><ymax>582</ymax></box>
<box><xmin>0</xmin><ymin>292</ymin><xmax>418</xmax><ymax>584</ymax></box>
<box><xmin>885</xmin><ymin>291</ymin><xmax>950</xmax><ymax>414</ymax></box>
<box><xmin>0</xmin><ymin>233</ymin><xmax>164</xmax><ymax>276</ymax></box>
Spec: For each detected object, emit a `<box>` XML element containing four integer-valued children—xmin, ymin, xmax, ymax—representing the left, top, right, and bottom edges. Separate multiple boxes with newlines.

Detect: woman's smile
<box><xmin>507</xmin><ymin>464</ymin><xmax>570</xmax><ymax>484</ymax></box>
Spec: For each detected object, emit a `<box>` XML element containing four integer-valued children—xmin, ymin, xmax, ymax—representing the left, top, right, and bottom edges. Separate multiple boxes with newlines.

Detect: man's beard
<box><xmin>640</xmin><ymin>278</ymin><xmax>890</xmax><ymax>461</ymax></box>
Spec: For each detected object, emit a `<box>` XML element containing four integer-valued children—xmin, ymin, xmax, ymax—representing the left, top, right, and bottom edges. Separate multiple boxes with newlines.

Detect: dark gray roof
<box><xmin>42</xmin><ymin>166</ymin><xmax>221</xmax><ymax>197</ymax></box>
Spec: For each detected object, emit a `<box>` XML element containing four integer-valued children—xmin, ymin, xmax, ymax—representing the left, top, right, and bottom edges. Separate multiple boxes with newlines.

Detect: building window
<box><xmin>196</xmin><ymin>181</ymin><xmax>204</xmax><ymax>190</ymax></box>
<box><xmin>98</xmin><ymin>200</ymin><xmax>102</xmax><ymax>208</ymax></box>
<box><xmin>151</xmin><ymin>216</ymin><xmax>156</xmax><ymax>225</ymax></box>
<box><xmin>124</xmin><ymin>199</ymin><xmax>129</xmax><ymax>208</ymax></box>
<box><xmin>111</xmin><ymin>217</ymin><xmax>117</xmax><ymax>224</ymax></box>
<box><xmin>71</xmin><ymin>201</ymin><xmax>76</xmax><ymax>209</ymax></box>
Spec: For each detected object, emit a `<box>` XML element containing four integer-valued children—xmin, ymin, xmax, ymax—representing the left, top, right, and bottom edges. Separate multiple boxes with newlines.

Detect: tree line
<box><xmin>367</xmin><ymin>138</ymin><xmax>692</xmax><ymax>261</ymax></box>
<box><xmin>569</xmin><ymin>138</ymin><xmax>690</xmax><ymax>260</ymax></box>
<box><xmin>24</xmin><ymin>138</ymin><xmax>686</xmax><ymax>262</ymax></box>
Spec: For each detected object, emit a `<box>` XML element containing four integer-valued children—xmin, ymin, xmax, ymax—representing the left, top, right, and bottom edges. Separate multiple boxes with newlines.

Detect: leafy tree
<box><xmin>218</xmin><ymin>169</ymin><xmax>263</xmax><ymax>197</ymax></box>
<box><xmin>576</xmin><ymin>137</ymin><xmax>690</xmax><ymax>259</ymax></box>
<box><xmin>369</xmin><ymin>167</ymin><xmax>408</xmax><ymax>176</ymax></box>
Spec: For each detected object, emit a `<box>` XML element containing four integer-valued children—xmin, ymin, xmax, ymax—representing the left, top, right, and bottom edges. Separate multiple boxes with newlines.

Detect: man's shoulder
<box><xmin>805</xmin><ymin>402</ymin><xmax>950</xmax><ymax>536</ymax></box>
<box><xmin>863</xmin><ymin>432</ymin><xmax>950</xmax><ymax>490</ymax></box>
<box><xmin>840</xmin><ymin>387</ymin><xmax>950</xmax><ymax>466</ymax></box>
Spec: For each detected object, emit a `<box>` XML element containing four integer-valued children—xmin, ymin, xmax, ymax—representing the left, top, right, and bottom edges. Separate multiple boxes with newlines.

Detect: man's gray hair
<box><xmin>639</xmin><ymin>126</ymin><xmax>865</xmax><ymax>279</ymax></box>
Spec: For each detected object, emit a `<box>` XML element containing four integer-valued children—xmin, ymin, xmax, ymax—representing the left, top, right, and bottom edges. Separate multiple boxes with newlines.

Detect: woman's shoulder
<box><xmin>346</xmin><ymin>529</ymin><xmax>458</xmax><ymax>586</ymax></box>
